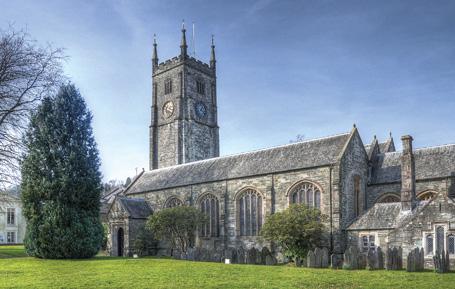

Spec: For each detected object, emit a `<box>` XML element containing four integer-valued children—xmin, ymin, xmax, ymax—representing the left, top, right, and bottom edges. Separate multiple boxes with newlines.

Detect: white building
<box><xmin>0</xmin><ymin>192</ymin><xmax>26</xmax><ymax>244</ymax></box>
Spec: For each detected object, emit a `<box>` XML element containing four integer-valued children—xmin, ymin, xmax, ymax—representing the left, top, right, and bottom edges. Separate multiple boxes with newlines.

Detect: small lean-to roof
<box><xmin>125</xmin><ymin>132</ymin><xmax>351</xmax><ymax>195</ymax></box>
<box><xmin>371</xmin><ymin>144</ymin><xmax>455</xmax><ymax>184</ymax></box>
<box><xmin>118</xmin><ymin>197</ymin><xmax>152</xmax><ymax>219</ymax></box>
<box><xmin>348</xmin><ymin>203</ymin><xmax>403</xmax><ymax>230</ymax></box>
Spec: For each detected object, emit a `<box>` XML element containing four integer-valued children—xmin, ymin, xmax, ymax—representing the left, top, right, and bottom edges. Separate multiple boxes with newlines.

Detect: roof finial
<box><xmin>210</xmin><ymin>34</ymin><xmax>216</xmax><ymax>70</ymax></box>
<box><xmin>389</xmin><ymin>131</ymin><xmax>393</xmax><ymax>138</ymax></box>
<box><xmin>180</xmin><ymin>20</ymin><xmax>188</xmax><ymax>58</ymax></box>
<box><xmin>152</xmin><ymin>34</ymin><xmax>158</xmax><ymax>70</ymax></box>
<box><xmin>353</xmin><ymin>123</ymin><xmax>356</xmax><ymax>129</ymax></box>
<box><xmin>373</xmin><ymin>134</ymin><xmax>377</xmax><ymax>140</ymax></box>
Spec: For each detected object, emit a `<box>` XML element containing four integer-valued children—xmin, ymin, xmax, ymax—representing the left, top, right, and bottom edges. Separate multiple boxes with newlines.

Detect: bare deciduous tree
<box><xmin>0</xmin><ymin>27</ymin><xmax>65</xmax><ymax>189</ymax></box>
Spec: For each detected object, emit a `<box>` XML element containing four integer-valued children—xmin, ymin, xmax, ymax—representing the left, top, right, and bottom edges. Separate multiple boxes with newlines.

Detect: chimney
<box><xmin>401</xmin><ymin>135</ymin><xmax>416</xmax><ymax>210</ymax></box>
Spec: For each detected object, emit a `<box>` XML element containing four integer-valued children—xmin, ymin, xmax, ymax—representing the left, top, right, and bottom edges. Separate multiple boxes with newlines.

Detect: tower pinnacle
<box><xmin>180</xmin><ymin>21</ymin><xmax>188</xmax><ymax>58</ymax></box>
<box><xmin>210</xmin><ymin>34</ymin><xmax>216</xmax><ymax>70</ymax></box>
<box><xmin>152</xmin><ymin>34</ymin><xmax>158</xmax><ymax>70</ymax></box>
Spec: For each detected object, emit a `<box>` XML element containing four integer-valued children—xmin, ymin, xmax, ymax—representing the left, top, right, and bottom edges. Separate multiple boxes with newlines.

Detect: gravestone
<box><xmin>433</xmin><ymin>250</ymin><xmax>450</xmax><ymax>273</ymax></box>
<box><xmin>246</xmin><ymin>247</ymin><xmax>258</xmax><ymax>264</ymax></box>
<box><xmin>407</xmin><ymin>247</ymin><xmax>424</xmax><ymax>272</ymax></box>
<box><xmin>295</xmin><ymin>257</ymin><xmax>304</xmax><ymax>267</ymax></box>
<box><xmin>377</xmin><ymin>247</ymin><xmax>384</xmax><ymax>269</ymax></box>
<box><xmin>321</xmin><ymin>248</ymin><xmax>329</xmax><ymax>268</ymax></box>
<box><xmin>186</xmin><ymin>247</ymin><xmax>195</xmax><ymax>261</ymax></box>
<box><xmin>260</xmin><ymin>247</ymin><xmax>271</xmax><ymax>265</ymax></box>
<box><xmin>366</xmin><ymin>248</ymin><xmax>377</xmax><ymax>270</ymax></box>
<box><xmin>314</xmin><ymin>248</ymin><xmax>323</xmax><ymax>268</ymax></box>
<box><xmin>331</xmin><ymin>254</ymin><xmax>343</xmax><ymax>269</ymax></box>
<box><xmin>237</xmin><ymin>247</ymin><xmax>246</xmax><ymax>264</ymax></box>
<box><xmin>225</xmin><ymin>248</ymin><xmax>237</xmax><ymax>263</ymax></box>
<box><xmin>307</xmin><ymin>250</ymin><xmax>316</xmax><ymax>268</ymax></box>
<box><xmin>343</xmin><ymin>246</ymin><xmax>360</xmax><ymax>270</ymax></box>
<box><xmin>385</xmin><ymin>247</ymin><xmax>402</xmax><ymax>270</ymax></box>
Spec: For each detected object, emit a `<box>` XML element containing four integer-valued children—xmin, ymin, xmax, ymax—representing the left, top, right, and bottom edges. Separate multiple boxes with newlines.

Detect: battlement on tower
<box><xmin>154</xmin><ymin>56</ymin><xmax>214</xmax><ymax>76</ymax></box>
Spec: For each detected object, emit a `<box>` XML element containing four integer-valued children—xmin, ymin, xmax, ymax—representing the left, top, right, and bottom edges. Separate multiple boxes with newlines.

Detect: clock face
<box><xmin>162</xmin><ymin>101</ymin><xmax>174</xmax><ymax>118</ymax></box>
<box><xmin>195</xmin><ymin>101</ymin><xmax>207</xmax><ymax>119</ymax></box>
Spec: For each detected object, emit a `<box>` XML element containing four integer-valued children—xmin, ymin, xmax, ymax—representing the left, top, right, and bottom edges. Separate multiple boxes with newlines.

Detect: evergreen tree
<box><xmin>21</xmin><ymin>84</ymin><xmax>103</xmax><ymax>258</ymax></box>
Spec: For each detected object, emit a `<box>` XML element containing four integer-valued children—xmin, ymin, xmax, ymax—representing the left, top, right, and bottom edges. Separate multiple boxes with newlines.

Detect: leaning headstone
<box><xmin>366</xmin><ymin>248</ymin><xmax>377</xmax><ymax>270</ymax></box>
<box><xmin>307</xmin><ymin>250</ymin><xmax>316</xmax><ymax>268</ymax></box>
<box><xmin>377</xmin><ymin>247</ymin><xmax>384</xmax><ymax>269</ymax></box>
<box><xmin>358</xmin><ymin>252</ymin><xmax>367</xmax><ymax>269</ymax></box>
<box><xmin>420</xmin><ymin>248</ymin><xmax>425</xmax><ymax>271</ymax></box>
<box><xmin>237</xmin><ymin>247</ymin><xmax>245</xmax><ymax>264</ymax></box>
<box><xmin>433</xmin><ymin>250</ymin><xmax>450</xmax><ymax>273</ymax></box>
<box><xmin>331</xmin><ymin>254</ymin><xmax>343</xmax><ymax>269</ymax></box>
<box><xmin>343</xmin><ymin>246</ymin><xmax>359</xmax><ymax>270</ymax></box>
<box><xmin>398</xmin><ymin>247</ymin><xmax>403</xmax><ymax>269</ymax></box>
<box><xmin>246</xmin><ymin>248</ymin><xmax>257</xmax><ymax>264</ymax></box>
<box><xmin>321</xmin><ymin>248</ymin><xmax>329</xmax><ymax>268</ymax></box>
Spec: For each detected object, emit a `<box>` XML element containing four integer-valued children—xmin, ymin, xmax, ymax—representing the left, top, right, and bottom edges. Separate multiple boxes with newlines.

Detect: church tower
<box><xmin>149</xmin><ymin>25</ymin><xmax>219</xmax><ymax>170</ymax></box>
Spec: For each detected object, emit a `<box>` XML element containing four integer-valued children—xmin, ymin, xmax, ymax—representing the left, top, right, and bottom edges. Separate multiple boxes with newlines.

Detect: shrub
<box><xmin>260</xmin><ymin>204</ymin><xmax>326</xmax><ymax>260</ymax></box>
<box><xmin>146</xmin><ymin>206</ymin><xmax>207</xmax><ymax>254</ymax></box>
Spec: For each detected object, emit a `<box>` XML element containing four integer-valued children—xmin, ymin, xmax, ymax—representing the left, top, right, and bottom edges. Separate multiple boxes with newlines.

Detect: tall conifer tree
<box><xmin>21</xmin><ymin>84</ymin><xmax>103</xmax><ymax>258</ymax></box>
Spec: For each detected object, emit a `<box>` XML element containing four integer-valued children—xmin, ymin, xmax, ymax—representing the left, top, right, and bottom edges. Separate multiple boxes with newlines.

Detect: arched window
<box><xmin>354</xmin><ymin>175</ymin><xmax>361</xmax><ymax>217</ymax></box>
<box><xmin>436</xmin><ymin>226</ymin><xmax>445</xmax><ymax>254</ymax></box>
<box><xmin>377</xmin><ymin>194</ymin><xmax>400</xmax><ymax>203</ymax></box>
<box><xmin>164</xmin><ymin>197</ymin><xmax>183</xmax><ymax>208</ymax></box>
<box><xmin>199</xmin><ymin>194</ymin><xmax>219</xmax><ymax>237</ymax></box>
<box><xmin>238</xmin><ymin>189</ymin><xmax>263</xmax><ymax>236</ymax></box>
<box><xmin>448</xmin><ymin>235</ymin><xmax>455</xmax><ymax>255</ymax></box>
<box><xmin>417</xmin><ymin>191</ymin><xmax>437</xmax><ymax>201</ymax></box>
<box><xmin>289</xmin><ymin>182</ymin><xmax>321</xmax><ymax>209</ymax></box>
<box><xmin>426</xmin><ymin>234</ymin><xmax>433</xmax><ymax>255</ymax></box>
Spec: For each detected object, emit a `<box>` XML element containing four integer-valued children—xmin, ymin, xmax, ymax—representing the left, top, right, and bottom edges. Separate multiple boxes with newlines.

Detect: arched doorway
<box><xmin>117</xmin><ymin>228</ymin><xmax>124</xmax><ymax>257</ymax></box>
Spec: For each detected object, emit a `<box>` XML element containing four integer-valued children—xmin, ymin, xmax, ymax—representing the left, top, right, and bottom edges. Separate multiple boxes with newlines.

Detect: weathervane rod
<box><xmin>192</xmin><ymin>22</ymin><xmax>196</xmax><ymax>57</ymax></box>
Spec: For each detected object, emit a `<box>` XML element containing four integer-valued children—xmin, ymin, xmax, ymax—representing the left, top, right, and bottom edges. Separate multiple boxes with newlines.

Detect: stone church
<box><xmin>107</xmin><ymin>26</ymin><xmax>455</xmax><ymax>267</ymax></box>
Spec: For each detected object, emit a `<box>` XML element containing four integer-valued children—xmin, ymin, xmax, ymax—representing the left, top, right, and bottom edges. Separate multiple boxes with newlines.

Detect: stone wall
<box><xmin>133</xmin><ymin>165</ymin><xmax>337</xmax><ymax>253</ymax></box>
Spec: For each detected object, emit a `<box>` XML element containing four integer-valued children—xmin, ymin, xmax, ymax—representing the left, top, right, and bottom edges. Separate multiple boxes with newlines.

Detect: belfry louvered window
<box><xmin>165</xmin><ymin>197</ymin><xmax>183</xmax><ymax>208</ymax></box>
<box><xmin>238</xmin><ymin>189</ymin><xmax>263</xmax><ymax>236</ymax></box>
<box><xmin>199</xmin><ymin>194</ymin><xmax>219</xmax><ymax>237</ymax></box>
<box><xmin>164</xmin><ymin>79</ymin><xmax>172</xmax><ymax>94</ymax></box>
<box><xmin>289</xmin><ymin>182</ymin><xmax>321</xmax><ymax>209</ymax></box>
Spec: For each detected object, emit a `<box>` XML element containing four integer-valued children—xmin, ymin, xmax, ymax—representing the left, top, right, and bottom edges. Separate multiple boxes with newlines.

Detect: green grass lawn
<box><xmin>1</xmin><ymin>246</ymin><xmax>454</xmax><ymax>289</ymax></box>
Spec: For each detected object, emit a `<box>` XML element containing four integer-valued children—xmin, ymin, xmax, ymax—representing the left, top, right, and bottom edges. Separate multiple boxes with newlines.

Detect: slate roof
<box><xmin>371</xmin><ymin>144</ymin><xmax>455</xmax><ymax>184</ymax></box>
<box><xmin>348</xmin><ymin>203</ymin><xmax>402</xmax><ymax>230</ymax></box>
<box><xmin>348</xmin><ymin>201</ymin><xmax>429</xmax><ymax>230</ymax></box>
<box><xmin>126</xmin><ymin>132</ymin><xmax>351</xmax><ymax>195</ymax></box>
<box><xmin>118</xmin><ymin>197</ymin><xmax>152</xmax><ymax>219</ymax></box>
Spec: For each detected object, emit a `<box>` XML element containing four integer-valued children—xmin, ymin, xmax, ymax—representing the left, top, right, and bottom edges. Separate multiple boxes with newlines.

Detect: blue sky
<box><xmin>2</xmin><ymin>0</ymin><xmax>455</xmax><ymax>182</ymax></box>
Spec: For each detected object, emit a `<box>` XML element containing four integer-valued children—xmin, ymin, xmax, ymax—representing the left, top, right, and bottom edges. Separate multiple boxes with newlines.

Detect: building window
<box><xmin>196</xmin><ymin>80</ymin><xmax>205</xmax><ymax>95</ymax></box>
<box><xmin>7</xmin><ymin>208</ymin><xmax>15</xmax><ymax>225</ymax></box>
<box><xmin>238</xmin><ymin>189</ymin><xmax>263</xmax><ymax>236</ymax></box>
<box><xmin>289</xmin><ymin>182</ymin><xmax>321</xmax><ymax>209</ymax></box>
<box><xmin>164</xmin><ymin>79</ymin><xmax>172</xmax><ymax>94</ymax></box>
<box><xmin>354</xmin><ymin>176</ymin><xmax>361</xmax><ymax>217</ymax></box>
<box><xmin>426</xmin><ymin>234</ymin><xmax>433</xmax><ymax>255</ymax></box>
<box><xmin>7</xmin><ymin>232</ymin><xmax>16</xmax><ymax>244</ymax></box>
<box><xmin>361</xmin><ymin>235</ymin><xmax>375</xmax><ymax>252</ymax></box>
<box><xmin>448</xmin><ymin>235</ymin><xmax>455</xmax><ymax>255</ymax></box>
<box><xmin>377</xmin><ymin>194</ymin><xmax>400</xmax><ymax>203</ymax></box>
<box><xmin>199</xmin><ymin>194</ymin><xmax>219</xmax><ymax>238</ymax></box>
<box><xmin>436</xmin><ymin>226</ymin><xmax>445</xmax><ymax>254</ymax></box>
<box><xmin>164</xmin><ymin>197</ymin><xmax>183</xmax><ymax>208</ymax></box>
<box><xmin>417</xmin><ymin>191</ymin><xmax>437</xmax><ymax>201</ymax></box>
